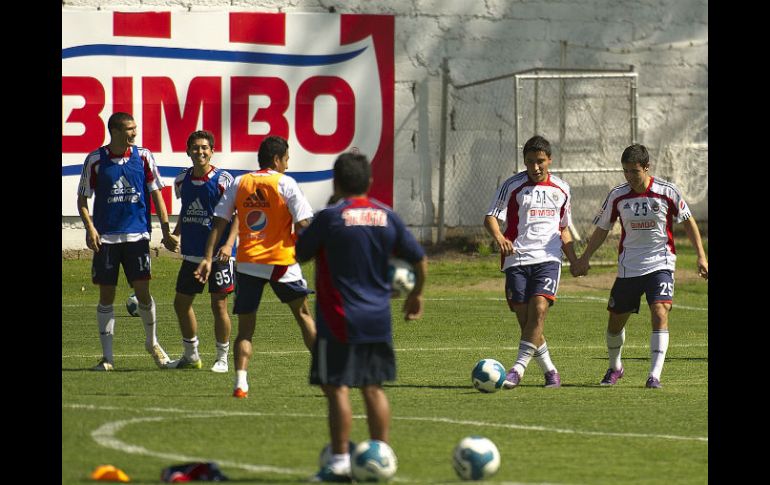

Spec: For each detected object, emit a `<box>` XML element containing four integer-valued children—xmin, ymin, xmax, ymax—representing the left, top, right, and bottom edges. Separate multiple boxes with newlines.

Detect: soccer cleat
<box><xmin>169</xmin><ymin>355</ymin><xmax>202</xmax><ymax>369</ymax></box>
<box><xmin>600</xmin><ymin>368</ymin><xmax>625</xmax><ymax>386</ymax></box>
<box><xmin>645</xmin><ymin>376</ymin><xmax>662</xmax><ymax>389</ymax></box>
<box><xmin>146</xmin><ymin>343</ymin><xmax>171</xmax><ymax>368</ymax></box>
<box><xmin>544</xmin><ymin>370</ymin><xmax>561</xmax><ymax>388</ymax></box>
<box><xmin>91</xmin><ymin>358</ymin><xmax>114</xmax><ymax>371</ymax></box>
<box><xmin>502</xmin><ymin>367</ymin><xmax>521</xmax><ymax>389</ymax></box>
<box><xmin>232</xmin><ymin>387</ymin><xmax>248</xmax><ymax>399</ymax></box>
<box><xmin>211</xmin><ymin>357</ymin><xmax>228</xmax><ymax>373</ymax></box>
<box><xmin>308</xmin><ymin>464</ymin><xmax>352</xmax><ymax>483</ymax></box>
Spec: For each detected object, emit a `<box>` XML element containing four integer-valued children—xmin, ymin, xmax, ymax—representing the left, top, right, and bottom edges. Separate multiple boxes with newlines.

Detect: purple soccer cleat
<box><xmin>502</xmin><ymin>367</ymin><xmax>521</xmax><ymax>389</ymax></box>
<box><xmin>600</xmin><ymin>368</ymin><xmax>624</xmax><ymax>386</ymax></box>
<box><xmin>645</xmin><ymin>376</ymin><xmax>662</xmax><ymax>389</ymax></box>
<box><xmin>544</xmin><ymin>370</ymin><xmax>561</xmax><ymax>388</ymax></box>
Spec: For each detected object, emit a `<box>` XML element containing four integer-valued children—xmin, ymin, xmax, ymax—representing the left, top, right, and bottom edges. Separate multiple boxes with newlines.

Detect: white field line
<box><xmin>87</xmin><ymin>411</ymin><xmax>577</xmax><ymax>484</ymax></box>
<box><xmin>61</xmin><ymin>341</ymin><xmax>708</xmax><ymax>359</ymax></box>
<box><xmin>62</xmin><ymin>295</ymin><xmax>708</xmax><ymax>311</ymax></box>
<box><xmin>68</xmin><ymin>403</ymin><xmax>708</xmax><ymax>444</ymax></box>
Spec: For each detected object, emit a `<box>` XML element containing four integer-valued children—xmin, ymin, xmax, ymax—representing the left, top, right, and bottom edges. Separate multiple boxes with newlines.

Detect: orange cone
<box><xmin>90</xmin><ymin>464</ymin><xmax>131</xmax><ymax>482</ymax></box>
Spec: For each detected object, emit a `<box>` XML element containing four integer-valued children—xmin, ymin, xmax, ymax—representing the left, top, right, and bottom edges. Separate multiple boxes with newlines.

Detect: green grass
<box><xmin>62</xmin><ymin>244</ymin><xmax>707</xmax><ymax>484</ymax></box>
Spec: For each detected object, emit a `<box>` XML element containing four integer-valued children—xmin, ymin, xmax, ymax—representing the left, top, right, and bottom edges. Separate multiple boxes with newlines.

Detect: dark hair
<box><xmin>522</xmin><ymin>135</ymin><xmax>551</xmax><ymax>158</ymax></box>
<box><xmin>107</xmin><ymin>112</ymin><xmax>134</xmax><ymax>132</ymax></box>
<box><xmin>258</xmin><ymin>136</ymin><xmax>289</xmax><ymax>169</ymax></box>
<box><xmin>334</xmin><ymin>152</ymin><xmax>371</xmax><ymax>195</ymax></box>
<box><xmin>187</xmin><ymin>130</ymin><xmax>215</xmax><ymax>150</ymax></box>
<box><xmin>621</xmin><ymin>144</ymin><xmax>650</xmax><ymax>168</ymax></box>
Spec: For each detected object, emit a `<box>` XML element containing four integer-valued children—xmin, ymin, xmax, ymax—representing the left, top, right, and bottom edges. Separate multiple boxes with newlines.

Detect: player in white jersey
<box><xmin>76</xmin><ymin>112</ymin><xmax>179</xmax><ymax>371</ymax></box>
<box><xmin>484</xmin><ymin>135</ymin><xmax>579</xmax><ymax>389</ymax></box>
<box><xmin>571</xmin><ymin>144</ymin><xmax>708</xmax><ymax>388</ymax></box>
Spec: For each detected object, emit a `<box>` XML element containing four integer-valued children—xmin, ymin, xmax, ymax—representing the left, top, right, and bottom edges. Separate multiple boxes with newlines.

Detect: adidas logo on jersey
<box><xmin>185</xmin><ymin>198</ymin><xmax>208</xmax><ymax>217</ymax></box>
<box><xmin>108</xmin><ymin>175</ymin><xmax>139</xmax><ymax>203</ymax></box>
<box><xmin>243</xmin><ymin>189</ymin><xmax>270</xmax><ymax>208</ymax></box>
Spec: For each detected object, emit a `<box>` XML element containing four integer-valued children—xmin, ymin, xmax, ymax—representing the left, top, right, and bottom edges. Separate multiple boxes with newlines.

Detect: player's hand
<box><xmin>162</xmin><ymin>234</ymin><xmax>179</xmax><ymax>252</ymax></box>
<box><xmin>194</xmin><ymin>259</ymin><xmax>212</xmax><ymax>283</ymax></box>
<box><xmin>570</xmin><ymin>258</ymin><xmax>589</xmax><ymax>277</ymax></box>
<box><xmin>403</xmin><ymin>293</ymin><xmax>424</xmax><ymax>321</ymax></box>
<box><xmin>495</xmin><ymin>236</ymin><xmax>515</xmax><ymax>257</ymax></box>
<box><xmin>215</xmin><ymin>246</ymin><xmax>232</xmax><ymax>263</ymax></box>
<box><xmin>697</xmin><ymin>258</ymin><xmax>708</xmax><ymax>280</ymax></box>
<box><xmin>85</xmin><ymin>227</ymin><xmax>101</xmax><ymax>253</ymax></box>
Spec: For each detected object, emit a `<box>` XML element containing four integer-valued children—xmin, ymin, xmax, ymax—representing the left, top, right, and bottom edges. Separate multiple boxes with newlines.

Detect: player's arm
<box><xmin>560</xmin><ymin>226</ymin><xmax>579</xmax><ymax>267</ymax></box>
<box><xmin>404</xmin><ymin>256</ymin><xmax>427</xmax><ymax>321</ymax></box>
<box><xmin>484</xmin><ymin>215</ymin><xmax>514</xmax><ymax>256</ymax></box>
<box><xmin>77</xmin><ymin>194</ymin><xmax>101</xmax><ymax>252</ymax></box>
<box><xmin>194</xmin><ymin>216</ymin><xmax>229</xmax><ymax>283</ymax></box>
<box><xmin>150</xmin><ymin>189</ymin><xmax>179</xmax><ymax>252</ymax></box>
<box><xmin>215</xmin><ymin>212</ymin><xmax>239</xmax><ymax>263</ymax></box>
<box><xmin>682</xmin><ymin>216</ymin><xmax>708</xmax><ymax>280</ymax></box>
<box><xmin>572</xmin><ymin>227</ymin><xmax>609</xmax><ymax>276</ymax></box>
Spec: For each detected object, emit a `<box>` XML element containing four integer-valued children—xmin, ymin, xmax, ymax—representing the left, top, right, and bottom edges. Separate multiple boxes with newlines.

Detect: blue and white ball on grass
<box><xmin>126</xmin><ymin>293</ymin><xmax>140</xmax><ymax>317</ymax></box>
<box><xmin>352</xmin><ymin>439</ymin><xmax>397</xmax><ymax>482</ymax></box>
<box><xmin>452</xmin><ymin>435</ymin><xmax>501</xmax><ymax>480</ymax></box>
<box><xmin>471</xmin><ymin>358</ymin><xmax>506</xmax><ymax>393</ymax></box>
<box><xmin>388</xmin><ymin>257</ymin><xmax>415</xmax><ymax>297</ymax></box>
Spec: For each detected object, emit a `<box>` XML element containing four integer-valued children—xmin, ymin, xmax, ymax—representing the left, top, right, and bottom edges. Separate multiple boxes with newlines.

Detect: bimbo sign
<box><xmin>62</xmin><ymin>11</ymin><xmax>394</xmax><ymax>215</ymax></box>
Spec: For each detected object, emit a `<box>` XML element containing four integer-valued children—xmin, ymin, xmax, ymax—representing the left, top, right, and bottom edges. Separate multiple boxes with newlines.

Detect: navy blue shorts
<box><xmin>91</xmin><ymin>240</ymin><xmax>151</xmax><ymax>286</ymax></box>
<box><xmin>310</xmin><ymin>336</ymin><xmax>396</xmax><ymax>387</ymax></box>
<box><xmin>232</xmin><ymin>271</ymin><xmax>313</xmax><ymax>314</ymax></box>
<box><xmin>608</xmin><ymin>270</ymin><xmax>675</xmax><ymax>314</ymax></box>
<box><xmin>175</xmin><ymin>259</ymin><xmax>235</xmax><ymax>295</ymax></box>
<box><xmin>504</xmin><ymin>261</ymin><xmax>561</xmax><ymax>306</ymax></box>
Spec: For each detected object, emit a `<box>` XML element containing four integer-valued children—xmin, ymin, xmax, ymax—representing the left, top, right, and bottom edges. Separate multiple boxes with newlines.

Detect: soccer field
<box><xmin>62</xmin><ymin>246</ymin><xmax>708</xmax><ymax>484</ymax></box>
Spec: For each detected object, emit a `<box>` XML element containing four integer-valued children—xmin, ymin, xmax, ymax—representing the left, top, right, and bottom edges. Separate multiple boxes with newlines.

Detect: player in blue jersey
<box><xmin>77</xmin><ymin>112</ymin><xmax>179</xmax><ymax>371</ymax></box>
<box><xmin>296</xmin><ymin>152</ymin><xmax>428</xmax><ymax>482</ymax></box>
<box><xmin>167</xmin><ymin>131</ymin><xmax>238</xmax><ymax>373</ymax></box>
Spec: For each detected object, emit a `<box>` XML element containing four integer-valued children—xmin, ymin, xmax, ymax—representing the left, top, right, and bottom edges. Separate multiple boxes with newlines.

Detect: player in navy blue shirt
<box><xmin>296</xmin><ymin>152</ymin><xmax>427</xmax><ymax>482</ymax></box>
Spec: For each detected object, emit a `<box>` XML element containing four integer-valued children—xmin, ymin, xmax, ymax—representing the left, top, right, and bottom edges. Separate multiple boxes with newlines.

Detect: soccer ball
<box><xmin>318</xmin><ymin>440</ymin><xmax>357</xmax><ymax>468</ymax></box>
<box><xmin>471</xmin><ymin>358</ymin><xmax>506</xmax><ymax>393</ymax></box>
<box><xmin>351</xmin><ymin>439</ymin><xmax>397</xmax><ymax>482</ymax></box>
<box><xmin>452</xmin><ymin>435</ymin><xmax>501</xmax><ymax>480</ymax></box>
<box><xmin>388</xmin><ymin>257</ymin><xmax>415</xmax><ymax>297</ymax></box>
<box><xmin>126</xmin><ymin>293</ymin><xmax>140</xmax><ymax>317</ymax></box>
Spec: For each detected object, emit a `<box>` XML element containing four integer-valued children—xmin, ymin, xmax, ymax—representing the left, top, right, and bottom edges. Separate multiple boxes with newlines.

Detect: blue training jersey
<box><xmin>175</xmin><ymin>166</ymin><xmax>235</xmax><ymax>258</ymax></box>
<box><xmin>296</xmin><ymin>197</ymin><xmax>425</xmax><ymax>344</ymax></box>
<box><xmin>92</xmin><ymin>146</ymin><xmax>152</xmax><ymax>235</ymax></box>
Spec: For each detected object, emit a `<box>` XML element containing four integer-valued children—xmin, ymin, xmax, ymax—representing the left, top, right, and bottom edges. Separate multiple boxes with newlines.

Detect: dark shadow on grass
<box><xmin>384</xmin><ymin>383</ymin><xmax>471</xmax><ymax>390</ymax></box>
<box><xmin>61</xmin><ymin>367</ymin><xmax>144</xmax><ymax>372</ymax></box>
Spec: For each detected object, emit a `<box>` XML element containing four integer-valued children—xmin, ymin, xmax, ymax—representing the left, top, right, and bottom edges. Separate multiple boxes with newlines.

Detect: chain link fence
<box><xmin>439</xmin><ymin>67</ymin><xmax>639</xmax><ymax>263</ymax></box>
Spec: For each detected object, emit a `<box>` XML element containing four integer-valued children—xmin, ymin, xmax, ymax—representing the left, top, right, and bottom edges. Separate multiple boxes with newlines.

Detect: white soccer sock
<box><xmin>512</xmin><ymin>340</ymin><xmax>537</xmax><ymax>376</ymax></box>
<box><xmin>215</xmin><ymin>341</ymin><xmax>230</xmax><ymax>360</ymax></box>
<box><xmin>649</xmin><ymin>329</ymin><xmax>670</xmax><ymax>379</ymax></box>
<box><xmin>183</xmin><ymin>336</ymin><xmax>200</xmax><ymax>360</ymax></box>
<box><xmin>137</xmin><ymin>296</ymin><xmax>158</xmax><ymax>348</ymax></box>
<box><xmin>235</xmin><ymin>370</ymin><xmax>248</xmax><ymax>391</ymax></box>
<box><xmin>330</xmin><ymin>453</ymin><xmax>351</xmax><ymax>470</ymax></box>
<box><xmin>607</xmin><ymin>328</ymin><xmax>626</xmax><ymax>371</ymax></box>
<box><xmin>533</xmin><ymin>341</ymin><xmax>557</xmax><ymax>373</ymax></box>
<box><xmin>97</xmin><ymin>304</ymin><xmax>115</xmax><ymax>363</ymax></box>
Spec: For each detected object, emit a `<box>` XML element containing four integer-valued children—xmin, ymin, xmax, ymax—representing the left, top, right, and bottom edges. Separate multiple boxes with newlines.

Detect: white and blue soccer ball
<box><xmin>388</xmin><ymin>257</ymin><xmax>415</xmax><ymax>297</ymax></box>
<box><xmin>318</xmin><ymin>440</ymin><xmax>357</xmax><ymax>468</ymax></box>
<box><xmin>471</xmin><ymin>358</ymin><xmax>506</xmax><ymax>393</ymax></box>
<box><xmin>351</xmin><ymin>439</ymin><xmax>398</xmax><ymax>482</ymax></box>
<box><xmin>125</xmin><ymin>293</ymin><xmax>140</xmax><ymax>317</ymax></box>
<box><xmin>452</xmin><ymin>435</ymin><xmax>501</xmax><ymax>480</ymax></box>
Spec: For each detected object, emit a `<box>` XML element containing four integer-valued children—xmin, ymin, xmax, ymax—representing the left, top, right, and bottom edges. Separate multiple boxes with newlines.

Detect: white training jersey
<box><xmin>487</xmin><ymin>171</ymin><xmax>572</xmax><ymax>270</ymax></box>
<box><xmin>593</xmin><ymin>177</ymin><xmax>691</xmax><ymax>278</ymax></box>
<box><xmin>77</xmin><ymin>146</ymin><xmax>165</xmax><ymax>244</ymax></box>
<box><xmin>213</xmin><ymin>170</ymin><xmax>314</xmax><ymax>282</ymax></box>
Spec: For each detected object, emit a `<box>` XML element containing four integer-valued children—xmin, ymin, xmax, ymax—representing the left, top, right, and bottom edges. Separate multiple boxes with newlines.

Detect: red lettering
<box><xmin>149</xmin><ymin>186</ymin><xmax>173</xmax><ymax>215</ymax></box>
<box><xmin>62</xmin><ymin>76</ymin><xmax>105</xmax><ymax>153</ymax></box>
<box><xmin>142</xmin><ymin>77</ymin><xmax>222</xmax><ymax>152</ymax></box>
<box><xmin>231</xmin><ymin>77</ymin><xmax>289</xmax><ymax>152</ymax></box>
<box><xmin>112</xmin><ymin>77</ymin><xmax>133</xmax><ymax>115</ymax></box>
<box><xmin>295</xmin><ymin>76</ymin><xmax>354</xmax><ymax>153</ymax></box>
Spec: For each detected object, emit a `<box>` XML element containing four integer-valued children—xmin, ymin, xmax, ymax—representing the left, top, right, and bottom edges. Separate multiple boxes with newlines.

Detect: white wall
<box><xmin>62</xmin><ymin>0</ymin><xmax>707</xmax><ymax>249</ymax></box>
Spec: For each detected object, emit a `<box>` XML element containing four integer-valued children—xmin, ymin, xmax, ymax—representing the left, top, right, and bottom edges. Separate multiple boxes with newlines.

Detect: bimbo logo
<box><xmin>61</xmin><ymin>11</ymin><xmax>394</xmax><ymax>215</ymax></box>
